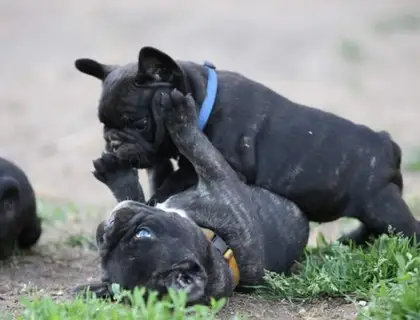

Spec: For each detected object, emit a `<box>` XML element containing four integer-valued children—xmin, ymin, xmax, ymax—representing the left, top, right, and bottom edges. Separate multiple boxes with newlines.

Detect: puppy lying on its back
<box><xmin>0</xmin><ymin>157</ymin><xmax>42</xmax><ymax>259</ymax></box>
<box><xmin>74</xmin><ymin>90</ymin><xmax>309</xmax><ymax>305</ymax></box>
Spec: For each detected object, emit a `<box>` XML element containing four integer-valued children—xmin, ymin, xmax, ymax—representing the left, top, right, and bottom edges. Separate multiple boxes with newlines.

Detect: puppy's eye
<box><xmin>135</xmin><ymin>227</ymin><xmax>154</xmax><ymax>239</ymax></box>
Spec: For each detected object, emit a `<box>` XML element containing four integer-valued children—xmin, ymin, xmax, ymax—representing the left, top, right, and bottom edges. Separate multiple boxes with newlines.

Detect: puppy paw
<box><xmin>92</xmin><ymin>152</ymin><xmax>137</xmax><ymax>185</ymax></box>
<box><xmin>93</xmin><ymin>153</ymin><xmax>145</xmax><ymax>202</ymax></box>
<box><xmin>158</xmin><ymin>89</ymin><xmax>197</xmax><ymax>130</ymax></box>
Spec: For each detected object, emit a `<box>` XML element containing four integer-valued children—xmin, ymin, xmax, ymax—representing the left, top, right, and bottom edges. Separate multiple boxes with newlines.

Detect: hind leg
<box><xmin>339</xmin><ymin>183</ymin><xmax>420</xmax><ymax>245</ymax></box>
<box><xmin>338</xmin><ymin>224</ymin><xmax>374</xmax><ymax>246</ymax></box>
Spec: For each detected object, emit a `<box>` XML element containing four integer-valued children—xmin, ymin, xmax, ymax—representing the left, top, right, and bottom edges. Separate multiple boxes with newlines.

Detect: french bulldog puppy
<box><xmin>0</xmin><ymin>157</ymin><xmax>42</xmax><ymax>259</ymax></box>
<box><xmin>74</xmin><ymin>46</ymin><xmax>420</xmax><ymax>245</ymax></box>
<box><xmin>73</xmin><ymin>90</ymin><xmax>309</xmax><ymax>305</ymax></box>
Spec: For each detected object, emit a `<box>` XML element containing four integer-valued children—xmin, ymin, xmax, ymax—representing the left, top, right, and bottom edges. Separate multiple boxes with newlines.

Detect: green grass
<box><xmin>18</xmin><ymin>286</ymin><xmax>229</xmax><ymax>320</ymax></box>
<box><xmin>36</xmin><ymin>199</ymin><xmax>106</xmax><ymax>249</ymax></box>
<box><xmin>257</xmin><ymin>233</ymin><xmax>420</xmax><ymax>318</ymax></box>
<box><xmin>65</xmin><ymin>233</ymin><xmax>96</xmax><ymax>250</ymax></box>
<box><xmin>37</xmin><ymin>199</ymin><xmax>106</xmax><ymax>226</ymax></box>
<box><xmin>359</xmin><ymin>267</ymin><xmax>420</xmax><ymax>319</ymax></box>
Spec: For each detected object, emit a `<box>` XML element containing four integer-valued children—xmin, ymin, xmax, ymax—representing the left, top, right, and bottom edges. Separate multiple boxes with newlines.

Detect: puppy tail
<box><xmin>390</xmin><ymin>139</ymin><xmax>403</xmax><ymax>190</ymax></box>
<box><xmin>378</xmin><ymin>130</ymin><xmax>403</xmax><ymax>191</ymax></box>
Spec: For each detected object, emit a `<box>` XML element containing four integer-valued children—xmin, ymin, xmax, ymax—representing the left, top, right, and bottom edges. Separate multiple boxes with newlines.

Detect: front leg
<box><xmin>146</xmin><ymin>159</ymin><xmax>174</xmax><ymax>197</ymax></box>
<box><xmin>147</xmin><ymin>157</ymin><xmax>198</xmax><ymax>205</ymax></box>
<box><xmin>157</xmin><ymin>90</ymin><xmax>239</xmax><ymax>183</ymax></box>
<box><xmin>92</xmin><ymin>153</ymin><xmax>145</xmax><ymax>203</ymax></box>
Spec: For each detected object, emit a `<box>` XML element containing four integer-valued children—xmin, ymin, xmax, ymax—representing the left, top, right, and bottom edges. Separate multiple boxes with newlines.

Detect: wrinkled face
<box><xmin>75</xmin><ymin>46</ymin><xmax>188</xmax><ymax>168</ymax></box>
<box><xmin>96</xmin><ymin>200</ymin><xmax>211</xmax><ymax>304</ymax></box>
<box><xmin>98</xmin><ymin>65</ymin><xmax>174</xmax><ymax>168</ymax></box>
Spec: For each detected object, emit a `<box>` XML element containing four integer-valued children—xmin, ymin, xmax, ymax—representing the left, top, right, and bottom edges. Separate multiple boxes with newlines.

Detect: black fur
<box><xmin>0</xmin><ymin>157</ymin><xmax>42</xmax><ymax>259</ymax></box>
<box><xmin>74</xmin><ymin>46</ymin><xmax>420</xmax><ymax>245</ymax></box>
<box><xmin>73</xmin><ymin>90</ymin><xmax>309</xmax><ymax>305</ymax></box>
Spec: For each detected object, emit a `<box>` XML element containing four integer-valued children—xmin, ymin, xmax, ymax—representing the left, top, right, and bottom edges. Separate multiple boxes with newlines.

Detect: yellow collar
<box><xmin>201</xmin><ymin>228</ymin><xmax>240</xmax><ymax>288</ymax></box>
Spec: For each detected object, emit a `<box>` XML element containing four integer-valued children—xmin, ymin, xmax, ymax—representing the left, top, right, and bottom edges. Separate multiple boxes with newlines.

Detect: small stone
<box><xmin>358</xmin><ymin>300</ymin><xmax>367</xmax><ymax>306</ymax></box>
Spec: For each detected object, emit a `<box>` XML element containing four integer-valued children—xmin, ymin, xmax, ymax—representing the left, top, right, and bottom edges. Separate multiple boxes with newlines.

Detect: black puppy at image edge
<box><xmin>73</xmin><ymin>90</ymin><xmax>309</xmax><ymax>305</ymax></box>
<box><xmin>74</xmin><ymin>46</ymin><xmax>420</xmax><ymax>246</ymax></box>
<box><xmin>0</xmin><ymin>157</ymin><xmax>42</xmax><ymax>260</ymax></box>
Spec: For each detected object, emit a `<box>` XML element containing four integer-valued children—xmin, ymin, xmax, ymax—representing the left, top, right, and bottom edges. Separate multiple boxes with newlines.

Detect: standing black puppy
<box><xmin>74</xmin><ymin>90</ymin><xmax>309</xmax><ymax>305</ymax></box>
<box><xmin>74</xmin><ymin>46</ymin><xmax>419</xmax><ymax>245</ymax></box>
<box><xmin>0</xmin><ymin>157</ymin><xmax>42</xmax><ymax>259</ymax></box>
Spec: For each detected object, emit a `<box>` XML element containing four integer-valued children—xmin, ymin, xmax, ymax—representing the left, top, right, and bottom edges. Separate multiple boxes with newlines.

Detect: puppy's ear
<box><xmin>74</xmin><ymin>58</ymin><xmax>115</xmax><ymax>81</ymax></box>
<box><xmin>137</xmin><ymin>46</ymin><xmax>187</xmax><ymax>91</ymax></box>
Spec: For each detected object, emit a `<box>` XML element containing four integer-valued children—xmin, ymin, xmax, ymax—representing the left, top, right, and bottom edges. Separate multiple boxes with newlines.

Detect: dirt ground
<box><xmin>1</xmin><ymin>0</ymin><xmax>420</xmax><ymax>318</ymax></box>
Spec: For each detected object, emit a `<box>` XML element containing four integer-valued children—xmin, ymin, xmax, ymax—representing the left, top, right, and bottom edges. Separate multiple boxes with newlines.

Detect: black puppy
<box><xmin>74</xmin><ymin>46</ymin><xmax>420</xmax><ymax>245</ymax></box>
<box><xmin>74</xmin><ymin>90</ymin><xmax>309</xmax><ymax>305</ymax></box>
<box><xmin>0</xmin><ymin>157</ymin><xmax>42</xmax><ymax>259</ymax></box>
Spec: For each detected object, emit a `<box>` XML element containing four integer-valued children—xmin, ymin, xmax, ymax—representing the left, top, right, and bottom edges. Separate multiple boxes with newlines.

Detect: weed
<box><xmin>65</xmin><ymin>234</ymin><xmax>97</xmax><ymax>250</ymax></box>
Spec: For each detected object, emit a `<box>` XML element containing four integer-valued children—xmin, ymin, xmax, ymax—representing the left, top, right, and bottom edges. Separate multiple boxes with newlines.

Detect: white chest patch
<box><xmin>155</xmin><ymin>200</ymin><xmax>189</xmax><ymax>219</ymax></box>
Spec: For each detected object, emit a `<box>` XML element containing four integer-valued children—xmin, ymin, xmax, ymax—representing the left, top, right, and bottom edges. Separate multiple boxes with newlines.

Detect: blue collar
<box><xmin>197</xmin><ymin>61</ymin><xmax>218</xmax><ymax>130</ymax></box>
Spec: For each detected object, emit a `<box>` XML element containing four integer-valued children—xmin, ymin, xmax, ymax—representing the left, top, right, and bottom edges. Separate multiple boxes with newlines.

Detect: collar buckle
<box><xmin>201</xmin><ymin>227</ymin><xmax>240</xmax><ymax>288</ymax></box>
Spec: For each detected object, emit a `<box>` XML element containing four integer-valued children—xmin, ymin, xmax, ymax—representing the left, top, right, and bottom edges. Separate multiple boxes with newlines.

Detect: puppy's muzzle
<box><xmin>154</xmin><ymin>260</ymin><xmax>207</xmax><ymax>304</ymax></box>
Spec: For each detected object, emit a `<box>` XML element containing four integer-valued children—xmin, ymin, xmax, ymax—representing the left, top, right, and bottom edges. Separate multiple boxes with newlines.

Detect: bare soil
<box><xmin>1</xmin><ymin>0</ymin><xmax>420</xmax><ymax>318</ymax></box>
